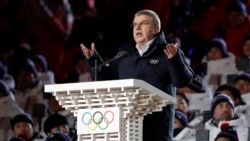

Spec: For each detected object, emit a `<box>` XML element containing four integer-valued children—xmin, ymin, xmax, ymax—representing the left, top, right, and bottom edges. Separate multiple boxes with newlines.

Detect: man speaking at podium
<box><xmin>80</xmin><ymin>9</ymin><xmax>194</xmax><ymax>141</ymax></box>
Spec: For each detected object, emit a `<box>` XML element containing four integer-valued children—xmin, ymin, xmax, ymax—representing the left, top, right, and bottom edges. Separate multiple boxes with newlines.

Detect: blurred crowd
<box><xmin>1</xmin><ymin>0</ymin><xmax>250</xmax><ymax>140</ymax></box>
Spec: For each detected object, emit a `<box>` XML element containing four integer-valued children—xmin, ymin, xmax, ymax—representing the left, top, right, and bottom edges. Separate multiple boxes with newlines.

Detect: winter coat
<box><xmin>86</xmin><ymin>31</ymin><xmax>194</xmax><ymax>95</ymax></box>
<box><xmin>85</xmin><ymin>31</ymin><xmax>194</xmax><ymax>141</ymax></box>
<box><xmin>205</xmin><ymin>113</ymin><xmax>249</xmax><ymax>141</ymax></box>
<box><xmin>235</xmin><ymin>104</ymin><xmax>250</xmax><ymax>126</ymax></box>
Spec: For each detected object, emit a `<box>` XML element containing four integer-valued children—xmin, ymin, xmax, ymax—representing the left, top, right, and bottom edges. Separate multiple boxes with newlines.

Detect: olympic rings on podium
<box><xmin>81</xmin><ymin>110</ymin><xmax>114</xmax><ymax>130</ymax></box>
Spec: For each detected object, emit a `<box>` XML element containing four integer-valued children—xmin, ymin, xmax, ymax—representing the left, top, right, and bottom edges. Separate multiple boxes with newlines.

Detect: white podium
<box><xmin>44</xmin><ymin>79</ymin><xmax>176</xmax><ymax>141</ymax></box>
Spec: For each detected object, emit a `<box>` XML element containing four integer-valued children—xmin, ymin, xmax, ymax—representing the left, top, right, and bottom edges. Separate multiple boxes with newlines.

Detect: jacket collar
<box><xmin>127</xmin><ymin>31</ymin><xmax>167</xmax><ymax>57</ymax></box>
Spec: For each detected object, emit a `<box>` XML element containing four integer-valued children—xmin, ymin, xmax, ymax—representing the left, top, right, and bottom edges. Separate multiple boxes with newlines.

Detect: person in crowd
<box><xmin>199</xmin><ymin>37</ymin><xmax>238</xmax><ymax>92</ymax></box>
<box><xmin>176</xmin><ymin>93</ymin><xmax>189</xmax><ymax>115</ymax></box>
<box><xmin>46</xmin><ymin>94</ymin><xmax>76</xmax><ymax>139</ymax></box>
<box><xmin>31</xmin><ymin>54</ymin><xmax>55</xmax><ymax>85</ymax></box>
<box><xmin>224</xmin><ymin>0</ymin><xmax>250</xmax><ymax>58</ymax></box>
<box><xmin>43</xmin><ymin>113</ymin><xmax>75</xmax><ymax>140</ymax></box>
<box><xmin>12</xmin><ymin>59</ymin><xmax>46</xmax><ymax>115</ymax></box>
<box><xmin>80</xmin><ymin>9</ymin><xmax>194</xmax><ymax>141</ymax></box>
<box><xmin>8</xmin><ymin>43</ymin><xmax>34</xmax><ymax>79</ymax></box>
<box><xmin>0</xmin><ymin>80</ymin><xmax>23</xmax><ymax>141</ymax></box>
<box><xmin>173</xmin><ymin>110</ymin><xmax>196</xmax><ymax>141</ymax></box>
<box><xmin>204</xmin><ymin>37</ymin><xmax>237</xmax><ymax>72</ymax></box>
<box><xmin>237</xmin><ymin>34</ymin><xmax>250</xmax><ymax>72</ymax></box>
<box><xmin>175</xmin><ymin>92</ymin><xmax>204</xmax><ymax>129</ymax></box>
<box><xmin>9</xmin><ymin>113</ymin><xmax>36</xmax><ymax>141</ymax></box>
<box><xmin>215</xmin><ymin>122</ymin><xmax>239</xmax><ymax>141</ymax></box>
<box><xmin>215</xmin><ymin>84</ymin><xmax>250</xmax><ymax>124</ymax></box>
<box><xmin>205</xmin><ymin>94</ymin><xmax>248</xmax><ymax>141</ymax></box>
<box><xmin>234</xmin><ymin>73</ymin><xmax>250</xmax><ymax>96</ymax></box>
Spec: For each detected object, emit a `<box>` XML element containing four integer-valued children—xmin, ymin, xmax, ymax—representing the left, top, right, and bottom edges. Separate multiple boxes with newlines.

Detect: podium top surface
<box><xmin>45</xmin><ymin>79</ymin><xmax>176</xmax><ymax>118</ymax></box>
<box><xmin>45</xmin><ymin>79</ymin><xmax>175</xmax><ymax>103</ymax></box>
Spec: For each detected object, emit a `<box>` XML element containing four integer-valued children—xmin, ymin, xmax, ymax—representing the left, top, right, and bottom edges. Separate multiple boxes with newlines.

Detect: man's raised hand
<box><xmin>80</xmin><ymin>42</ymin><xmax>96</xmax><ymax>59</ymax></box>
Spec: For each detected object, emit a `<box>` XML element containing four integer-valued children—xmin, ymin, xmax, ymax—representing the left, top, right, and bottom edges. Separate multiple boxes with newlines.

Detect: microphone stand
<box><xmin>92</xmin><ymin>59</ymin><xmax>112</xmax><ymax>81</ymax></box>
<box><xmin>91</xmin><ymin>51</ymin><xmax>128</xmax><ymax>81</ymax></box>
<box><xmin>94</xmin><ymin>60</ymin><xmax>98</xmax><ymax>81</ymax></box>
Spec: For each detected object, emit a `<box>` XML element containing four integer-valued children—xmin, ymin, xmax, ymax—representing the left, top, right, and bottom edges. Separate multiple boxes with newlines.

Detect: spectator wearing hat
<box><xmin>237</xmin><ymin>34</ymin><xmax>250</xmax><ymax>72</ymax></box>
<box><xmin>46</xmin><ymin>132</ymin><xmax>71</xmax><ymax>141</ymax></box>
<box><xmin>173</xmin><ymin>110</ymin><xmax>196</xmax><ymax>141</ymax></box>
<box><xmin>215</xmin><ymin>123</ymin><xmax>239</xmax><ymax>141</ymax></box>
<box><xmin>205</xmin><ymin>94</ymin><xmax>248</xmax><ymax>141</ymax></box>
<box><xmin>234</xmin><ymin>73</ymin><xmax>250</xmax><ymax>95</ymax></box>
<box><xmin>9</xmin><ymin>113</ymin><xmax>36</xmax><ymax>141</ymax></box>
<box><xmin>0</xmin><ymin>80</ymin><xmax>24</xmax><ymax>140</ymax></box>
<box><xmin>31</xmin><ymin>54</ymin><xmax>55</xmax><ymax>85</ymax></box>
<box><xmin>215</xmin><ymin>84</ymin><xmax>250</xmax><ymax>125</ymax></box>
<box><xmin>12</xmin><ymin>59</ymin><xmax>48</xmax><ymax>115</ymax></box>
<box><xmin>45</xmin><ymin>95</ymin><xmax>76</xmax><ymax>140</ymax></box>
<box><xmin>199</xmin><ymin>37</ymin><xmax>238</xmax><ymax>92</ymax></box>
<box><xmin>43</xmin><ymin>113</ymin><xmax>72</xmax><ymax>139</ymax></box>
<box><xmin>224</xmin><ymin>0</ymin><xmax>250</xmax><ymax>58</ymax></box>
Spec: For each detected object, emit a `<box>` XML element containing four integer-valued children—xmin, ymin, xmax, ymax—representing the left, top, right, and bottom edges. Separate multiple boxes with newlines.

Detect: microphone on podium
<box><xmin>92</xmin><ymin>50</ymin><xmax>128</xmax><ymax>69</ymax></box>
<box><xmin>91</xmin><ymin>51</ymin><xmax>128</xmax><ymax>81</ymax></box>
<box><xmin>101</xmin><ymin>51</ymin><xmax>128</xmax><ymax>67</ymax></box>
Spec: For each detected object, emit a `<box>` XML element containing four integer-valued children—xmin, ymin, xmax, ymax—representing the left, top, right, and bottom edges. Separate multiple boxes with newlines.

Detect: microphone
<box><xmin>114</xmin><ymin>51</ymin><xmax>128</xmax><ymax>59</ymax></box>
<box><xmin>91</xmin><ymin>51</ymin><xmax>128</xmax><ymax>81</ymax></box>
<box><xmin>96</xmin><ymin>51</ymin><xmax>128</xmax><ymax>68</ymax></box>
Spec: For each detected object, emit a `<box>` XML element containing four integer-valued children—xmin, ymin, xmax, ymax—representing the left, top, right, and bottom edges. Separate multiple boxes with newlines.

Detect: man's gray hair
<box><xmin>135</xmin><ymin>9</ymin><xmax>161</xmax><ymax>30</ymax></box>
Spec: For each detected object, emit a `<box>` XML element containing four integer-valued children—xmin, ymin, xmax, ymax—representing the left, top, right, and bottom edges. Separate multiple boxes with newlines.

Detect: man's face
<box><xmin>12</xmin><ymin>122</ymin><xmax>34</xmax><ymax>139</ymax></box>
<box><xmin>213</xmin><ymin>102</ymin><xmax>234</xmax><ymax>122</ymax></box>
<box><xmin>132</xmin><ymin>15</ymin><xmax>159</xmax><ymax>47</ymax></box>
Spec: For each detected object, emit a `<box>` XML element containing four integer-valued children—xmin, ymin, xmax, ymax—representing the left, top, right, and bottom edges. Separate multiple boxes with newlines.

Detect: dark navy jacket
<box><xmin>85</xmin><ymin>31</ymin><xmax>194</xmax><ymax>141</ymax></box>
<box><xmin>86</xmin><ymin>31</ymin><xmax>194</xmax><ymax>96</ymax></box>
